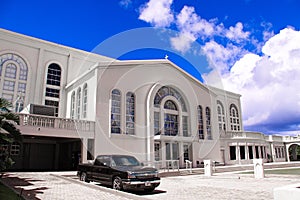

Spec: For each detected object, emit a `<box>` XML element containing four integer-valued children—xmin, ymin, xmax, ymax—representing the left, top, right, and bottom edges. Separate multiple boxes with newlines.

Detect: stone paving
<box><xmin>143</xmin><ymin>173</ymin><xmax>300</xmax><ymax>200</ymax></box>
<box><xmin>1</xmin><ymin>169</ymin><xmax>300</xmax><ymax>200</ymax></box>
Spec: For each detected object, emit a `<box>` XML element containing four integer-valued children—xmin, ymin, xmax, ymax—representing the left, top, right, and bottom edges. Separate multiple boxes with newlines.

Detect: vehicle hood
<box><xmin>112</xmin><ymin>166</ymin><xmax>157</xmax><ymax>173</ymax></box>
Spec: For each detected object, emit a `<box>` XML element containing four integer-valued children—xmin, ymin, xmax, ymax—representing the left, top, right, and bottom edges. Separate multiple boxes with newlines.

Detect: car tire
<box><xmin>80</xmin><ymin>172</ymin><xmax>89</xmax><ymax>182</ymax></box>
<box><xmin>112</xmin><ymin>176</ymin><xmax>123</xmax><ymax>191</ymax></box>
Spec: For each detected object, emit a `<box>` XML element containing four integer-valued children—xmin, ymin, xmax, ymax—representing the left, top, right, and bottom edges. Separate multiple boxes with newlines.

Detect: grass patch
<box><xmin>241</xmin><ymin>168</ymin><xmax>300</xmax><ymax>175</ymax></box>
<box><xmin>0</xmin><ymin>182</ymin><xmax>23</xmax><ymax>200</ymax></box>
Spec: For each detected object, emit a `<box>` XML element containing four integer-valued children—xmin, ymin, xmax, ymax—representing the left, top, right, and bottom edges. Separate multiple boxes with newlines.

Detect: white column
<box><xmin>204</xmin><ymin>160</ymin><xmax>213</xmax><ymax>176</ymax></box>
<box><xmin>81</xmin><ymin>138</ymin><xmax>88</xmax><ymax>163</ymax></box>
<box><xmin>253</xmin><ymin>159</ymin><xmax>264</xmax><ymax>179</ymax></box>
<box><xmin>286</xmin><ymin>144</ymin><xmax>290</xmax><ymax>162</ymax></box>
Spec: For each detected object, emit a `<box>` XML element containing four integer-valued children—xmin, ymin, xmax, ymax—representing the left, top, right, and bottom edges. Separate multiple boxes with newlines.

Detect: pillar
<box><xmin>204</xmin><ymin>160</ymin><xmax>213</xmax><ymax>176</ymax></box>
<box><xmin>81</xmin><ymin>138</ymin><xmax>88</xmax><ymax>163</ymax></box>
<box><xmin>253</xmin><ymin>159</ymin><xmax>264</xmax><ymax>179</ymax></box>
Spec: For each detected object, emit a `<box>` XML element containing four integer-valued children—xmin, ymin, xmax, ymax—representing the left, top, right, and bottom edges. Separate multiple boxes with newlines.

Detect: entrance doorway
<box><xmin>288</xmin><ymin>144</ymin><xmax>300</xmax><ymax>161</ymax></box>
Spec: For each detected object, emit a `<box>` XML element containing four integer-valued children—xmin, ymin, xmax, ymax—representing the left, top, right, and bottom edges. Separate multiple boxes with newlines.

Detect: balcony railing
<box><xmin>18</xmin><ymin>113</ymin><xmax>95</xmax><ymax>132</ymax></box>
<box><xmin>221</xmin><ymin>131</ymin><xmax>265</xmax><ymax>140</ymax></box>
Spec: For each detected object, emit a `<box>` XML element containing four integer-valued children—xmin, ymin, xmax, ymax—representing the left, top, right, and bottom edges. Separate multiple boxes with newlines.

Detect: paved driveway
<box><xmin>142</xmin><ymin>173</ymin><xmax>300</xmax><ymax>200</ymax></box>
<box><xmin>1</xmin><ymin>171</ymin><xmax>300</xmax><ymax>200</ymax></box>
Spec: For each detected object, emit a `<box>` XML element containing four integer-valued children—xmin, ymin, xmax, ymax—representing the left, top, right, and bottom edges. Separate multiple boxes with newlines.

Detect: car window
<box><xmin>112</xmin><ymin>156</ymin><xmax>140</xmax><ymax>166</ymax></box>
<box><xmin>95</xmin><ymin>156</ymin><xmax>111</xmax><ymax>166</ymax></box>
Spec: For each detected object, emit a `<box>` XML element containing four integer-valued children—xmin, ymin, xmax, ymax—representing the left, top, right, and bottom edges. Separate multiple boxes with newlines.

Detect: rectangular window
<box><xmin>3</xmin><ymin>80</ymin><xmax>15</xmax><ymax>91</ymax></box>
<box><xmin>154</xmin><ymin>142</ymin><xmax>160</xmax><ymax>161</ymax></box>
<box><xmin>172</xmin><ymin>143</ymin><xmax>179</xmax><ymax>160</ymax></box>
<box><xmin>248</xmin><ymin>146</ymin><xmax>253</xmax><ymax>159</ymax></box>
<box><xmin>166</xmin><ymin>143</ymin><xmax>171</xmax><ymax>160</ymax></box>
<box><xmin>240</xmin><ymin>146</ymin><xmax>245</xmax><ymax>160</ymax></box>
<box><xmin>164</xmin><ymin>114</ymin><xmax>178</xmax><ymax>136</ymax></box>
<box><xmin>10</xmin><ymin>143</ymin><xmax>20</xmax><ymax>156</ymax></box>
<box><xmin>255</xmin><ymin>146</ymin><xmax>260</xmax><ymax>158</ymax></box>
<box><xmin>230</xmin><ymin>146</ymin><xmax>236</xmax><ymax>160</ymax></box>
<box><xmin>182</xmin><ymin>116</ymin><xmax>188</xmax><ymax>137</ymax></box>
<box><xmin>45</xmin><ymin>100</ymin><xmax>59</xmax><ymax>117</ymax></box>
<box><xmin>183</xmin><ymin>144</ymin><xmax>189</xmax><ymax>161</ymax></box>
<box><xmin>154</xmin><ymin>112</ymin><xmax>160</xmax><ymax>135</ymax></box>
<box><xmin>18</xmin><ymin>83</ymin><xmax>26</xmax><ymax>93</ymax></box>
<box><xmin>260</xmin><ymin>146</ymin><xmax>264</xmax><ymax>158</ymax></box>
<box><xmin>45</xmin><ymin>88</ymin><xmax>60</xmax><ymax>98</ymax></box>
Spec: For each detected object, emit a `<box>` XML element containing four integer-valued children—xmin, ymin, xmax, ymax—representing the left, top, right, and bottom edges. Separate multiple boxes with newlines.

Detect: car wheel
<box><xmin>80</xmin><ymin>172</ymin><xmax>89</xmax><ymax>182</ymax></box>
<box><xmin>112</xmin><ymin>176</ymin><xmax>123</xmax><ymax>191</ymax></box>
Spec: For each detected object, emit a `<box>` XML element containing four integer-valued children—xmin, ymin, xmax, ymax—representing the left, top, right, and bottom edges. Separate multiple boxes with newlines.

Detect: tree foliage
<box><xmin>0</xmin><ymin>98</ymin><xmax>22</xmax><ymax>172</ymax></box>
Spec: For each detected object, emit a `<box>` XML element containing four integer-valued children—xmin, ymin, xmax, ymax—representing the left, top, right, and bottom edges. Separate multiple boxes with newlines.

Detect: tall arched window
<box><xmin>153</xmin><ymin>86</ymin><xmax>188</xmax><ymax>137</ymax></box>
<box><xmin>230</xmin><ymin>104</ymin><xmax>240</xmax><ymax>131</ymax></box>
<box><xmin>154</xmin><ymin>86</ymin><xmax>187</xmax><ymax>112</ymax></box>
<box><xmin>47</xmin><ymin>63</ymin><xmax>61</xmax><ymax>86</ymax></box>
<box><xmin>76</xmin><ymin>88</ymin><xmax>81</xmax><ymax>119</ymax></box>
<box><xmin>206</xmin><ymin>107</ymin><xmax>212</xmax><ymax>140</ymax></box>
<box><xmin>82</xmin><ymin>84</ymin><xmax>88</xmax><ymax>118</ymax></box>
<box><xmin>217</xmin><ymin>100</ymin><xmax>226</xmax><ymax>131</ymax></box>
<box><xmin>0</xmin><ymin>53</ymin><xmax>28</xmax><ymax>111</ymax></box>
<box><xmin>111</xmin><ymin>89</ymin><xmax>121</xmax><ymax>134</ymax></box>
<box><xmin>197</xmin><ymin>105</ymin><xmax>204</xmax><ymax>139</ymax></box>
<box><xmin>70</xmin><ymin>92</ymin><xmax>75</xmax><ymax>119</ymax></box>
<box><xmin>45</xmin><ymin>63</ymin><xmax>62</xmax><ymax>116</ymax></box>
<box><xmin>126</xmin><ymin>92</ymin><xmax>135</xmax><ymax>135</ymax></box>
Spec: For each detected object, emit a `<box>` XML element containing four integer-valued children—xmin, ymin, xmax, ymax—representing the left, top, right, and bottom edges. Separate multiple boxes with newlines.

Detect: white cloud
<box><xmin>202</xmin><ymin>41</ymin><xmax>248</xmax><ymax>73</ymax></box>
<box><xmin>225</xmin><ymin>22</ymin><xmax>250</xmax><ymax>42</ymax></box>
<box><xmin>138</xmin><ymin>0</ymin><xmax>174</xmax><ymax>27</ymax></box>
<box><xmin>204</xmin><ymin>28</ymin><xmax>300</xmax><ymax>133</ymax></box>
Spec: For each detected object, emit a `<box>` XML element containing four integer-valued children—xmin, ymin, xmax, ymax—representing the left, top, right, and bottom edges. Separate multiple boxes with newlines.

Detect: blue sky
<box><xmin>1</xmin><ymin>0</ymin><xmax>300</xmax><ymax>135</ymax></box>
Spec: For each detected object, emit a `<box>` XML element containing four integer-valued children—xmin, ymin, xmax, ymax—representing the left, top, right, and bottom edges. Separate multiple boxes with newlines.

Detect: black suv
<box><xmin>77</xmin><ymin>155</ymin><xmax>160</xmax><ymax>192</ymax></box>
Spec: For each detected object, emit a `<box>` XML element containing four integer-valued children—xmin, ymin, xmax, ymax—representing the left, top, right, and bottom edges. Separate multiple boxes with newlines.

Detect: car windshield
<box><xmin>112</xmin><ymin>155</ymin><xmax>140</xmax><ymax>166</ymax></box>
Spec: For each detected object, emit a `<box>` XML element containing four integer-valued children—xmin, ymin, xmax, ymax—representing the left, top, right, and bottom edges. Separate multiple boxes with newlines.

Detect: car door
<box><xmin>93</xmin><ymin>156</ymin><xmax>112</xmax><ymax>184</ymax></box>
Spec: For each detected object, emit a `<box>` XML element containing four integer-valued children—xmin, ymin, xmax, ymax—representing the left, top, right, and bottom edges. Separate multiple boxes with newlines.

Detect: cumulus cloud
<box><xmin>137</xmin><ymin>0</ymin><xmax>300</xmax><ymax>134</ymax></box>
<box><xmin>139</xmin><ymin>0</ymin><xmax>174</xmax><ymax>27</ymax></box>
<box><xmin>225</xmin><ymin>22</ymin><xmax>250</xmax><ymax>42</ymax></box>
<box><xmin>204</xmin><ymin>28</ymin><xmax>300</xmax><ymax>134</ymax></box>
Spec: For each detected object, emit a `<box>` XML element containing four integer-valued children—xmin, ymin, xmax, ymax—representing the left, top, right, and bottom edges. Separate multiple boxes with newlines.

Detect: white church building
<box><xmin>1</xmin><ymin>28</ymin><xmax>299</xmax><ymax>171</ymax></box>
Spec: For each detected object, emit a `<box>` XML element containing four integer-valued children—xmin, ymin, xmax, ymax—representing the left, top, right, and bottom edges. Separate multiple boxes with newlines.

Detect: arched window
<box><xmin>70</xmin><ymin>92</ymin><xmax>75</xmax><ymax>119</ymax></box>
<box><xmin>230</xmin><ymin>104</ymin><xmax>240</xmax><ymax>131</ymax></box>
<box><xmin>45</xmin><ymin>63</ymin><xmax>62</xmax><ymax>116</ymax></box>
<box><xmin>47</xmin><ymin>63</ymin><xmax>61</xmax><ymax>86</ymax></box>
<box><xmin>154</xmin><ymin>86</ymin><xmax>187</xmax><ymax>112</ymax></box>
<box><xmin>0</xmin><ymin>53</ymin><xmax>28</xmax><ymax>108</ymax></box>
<box><xmin>164</xmin><ymin>100</ymin><xmax>177</xmax><ymax>110</ymax></box>
<box><xmin>153</xmin><ymin>86</ymin><xmax>188</xmax><ymax>137</ymax></box>
<box><xmin>217</xmin><ymin>100</ymin><xmax>226</xmax><ymax>131</ymax></box>
<box><xmin>111</xmin><ymin>89</ymin><xmax>121</xmax><ymax>134</ymax></box>
<box><xmin>77</xmin><ymin>88</ymin><xmax>81</xmax><ymax>119</ymax></box>
<box><xmin>197</xmin><ymin>105</ymin><xmax>204</xmax><ymax>139</ymax></box>
<box><xmin>126</xmin><ymin>92</ymin><xmax>135</xmax><ymax>135</ymax></box>
<box><xmin>82</xmin><ymin>84</ymin><xmax>88</xmax><ymax>118</ymax></box>
<box><xmin>206</xmin><ymin>107</ymin><xmax>212</xmax><ymax>140</ymax></box>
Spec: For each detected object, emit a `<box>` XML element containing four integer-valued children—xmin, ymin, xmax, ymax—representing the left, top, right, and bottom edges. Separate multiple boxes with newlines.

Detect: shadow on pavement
<box><xmin>1</xmin><ymin>174</ymin><xmax>48</xmax><ymax>200</ymax></box>
<box><xmin>93</xmin><ymin>183</ymin><xmax>167</xmax><ymax>196</ymax></box>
